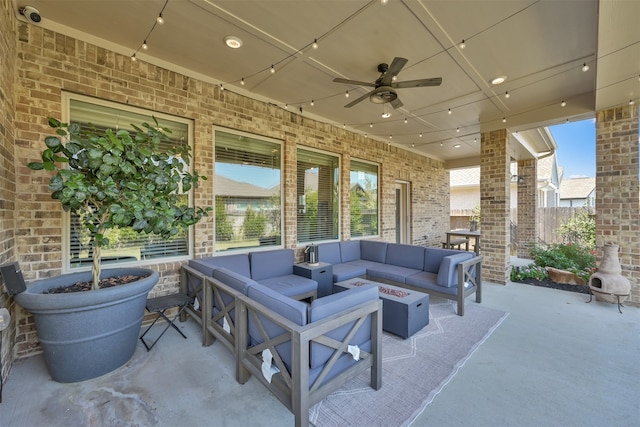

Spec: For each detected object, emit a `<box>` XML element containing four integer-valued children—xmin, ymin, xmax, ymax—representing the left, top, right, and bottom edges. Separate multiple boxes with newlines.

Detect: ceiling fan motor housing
<box><xmin>370</xmin><ymin>87</ymin><xmax>398</xmax><ymax>104</ymax></box>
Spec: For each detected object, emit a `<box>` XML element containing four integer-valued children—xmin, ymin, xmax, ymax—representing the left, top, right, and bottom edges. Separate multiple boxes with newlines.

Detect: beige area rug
<box><xmin>309</xmin><ymin>302</ymin><xmax>509</xmax><ymax>427</ymax></box>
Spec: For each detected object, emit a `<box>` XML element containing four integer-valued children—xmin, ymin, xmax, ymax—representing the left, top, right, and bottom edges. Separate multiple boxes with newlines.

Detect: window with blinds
<box><xmin>67</xmin><ymin>97</ymin><xmax>192</xmax><ymax>269</ymax></box>
<box><xmin>214</xmin><ymin>129</ymin><xmax>282</xmax><ymax>252</ymax></box>
<box><xmin>297</xmin><ymin>149</ymin><xmax>339</xmax><ymax>243</ymax></box>
<box><xmin>350</xmin><ymin>160</ymin><xmax>379</xmax><ymax>238</ymax></box>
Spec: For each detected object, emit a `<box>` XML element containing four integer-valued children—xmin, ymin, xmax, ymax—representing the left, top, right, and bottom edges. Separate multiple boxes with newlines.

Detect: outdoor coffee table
<box><xmin>334</xmin><ymin>278</ymin><xmax>429</xmax><ymax>339</ymax></box>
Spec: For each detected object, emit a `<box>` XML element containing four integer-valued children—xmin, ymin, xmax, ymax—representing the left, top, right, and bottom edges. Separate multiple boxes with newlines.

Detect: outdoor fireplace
<box><xmin>588</xmin><ymin>243</ymin><xmax>631</xmax><ymax>312</ymax></box>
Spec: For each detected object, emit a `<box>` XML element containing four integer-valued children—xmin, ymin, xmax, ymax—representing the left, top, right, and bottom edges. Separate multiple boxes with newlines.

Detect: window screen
<box><xmin>68</xmin><ymin>98</ymin><xmax>191</xmax><ymax>268</ymax></box>
<box><xmin>214</xmin><ymin>130</ymin><xmax>282</xmax><ymax>252</ymax></box>
<box><xmin>350</xmin><ymin>160</ymin><xmax>379</xmax><ymax>237</ymax></box>
<box><xmin>297</xmin><ymin>149</ymin><xmax>339</xmax><ymax>243</ymax></box>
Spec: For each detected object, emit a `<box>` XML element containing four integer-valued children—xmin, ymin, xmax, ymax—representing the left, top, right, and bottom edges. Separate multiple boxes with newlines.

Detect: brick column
<box><xmin>517</xmin><ymin>159</ymin><xmax>538</xmax><ymax>257</ymax></box>
<box><xmin>595</xmin><ymin>104</ymin><xmax>639</xmax><ymax>305</ymax></box>
<box><xmin>480</xmin><ymin>129</ymin><xmax>511</xmax><ymax>284</ymax></box>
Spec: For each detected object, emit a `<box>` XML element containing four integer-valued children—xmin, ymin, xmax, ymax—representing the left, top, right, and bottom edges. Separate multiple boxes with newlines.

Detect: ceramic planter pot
<box><xmin>14</xmin><ymin>267</ymin><xmax>158</xmax><ymax>383</ymax></box>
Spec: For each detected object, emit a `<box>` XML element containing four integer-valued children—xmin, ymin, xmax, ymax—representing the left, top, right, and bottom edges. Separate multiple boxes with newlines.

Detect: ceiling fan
<box><xmin>333</xmin><ymin>57</ymin><xmax>442</xmax><ymax>109</ymax></box>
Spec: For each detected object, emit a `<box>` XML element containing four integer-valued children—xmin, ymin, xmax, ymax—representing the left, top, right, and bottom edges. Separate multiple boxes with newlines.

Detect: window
<box><xmin>66</xmin><ymin>96</ymin><xmax>193</xmax><ymax>269</ymax></box>
<box><xmin>350</xmin><ymin>160</ymin><xmax>379</xmax><ymax>238</ymax></box>
<box><xmin>214</xmin><ymin>129</ymin><xmax>282</xmax><ymax>252</ymax></box>
<box><xmin>297</xmin><ymin>149</ymin><xmax>339</xmax><ymax>243</ymax></box>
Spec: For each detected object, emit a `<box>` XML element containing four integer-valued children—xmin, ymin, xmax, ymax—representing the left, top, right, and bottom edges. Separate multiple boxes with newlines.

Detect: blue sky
<box><xmin>548</xmin><ymin>119</ymin><xmax>596</xmax><ymax>178</ymax></box>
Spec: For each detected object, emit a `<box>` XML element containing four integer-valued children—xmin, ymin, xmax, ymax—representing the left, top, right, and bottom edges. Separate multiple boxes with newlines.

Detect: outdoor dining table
<box><xmin>444</xmin><ymin>229</ymin><xmax>481</xmax><ymax>255</ymax></box>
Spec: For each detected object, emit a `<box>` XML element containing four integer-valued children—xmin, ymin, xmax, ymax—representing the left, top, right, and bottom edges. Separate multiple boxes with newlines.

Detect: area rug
<box><xmin>309</xmin><ymin>302</ymin><xmax>509</xmax><ymax>426</ymax></box>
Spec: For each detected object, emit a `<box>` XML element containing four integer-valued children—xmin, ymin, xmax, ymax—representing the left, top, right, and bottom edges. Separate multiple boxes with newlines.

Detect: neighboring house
<box><xmin>450</xmin><ymin>152</ymin><xmax>562</xmax><ymax>218</ymax></box>
<box><xmin>559</xmin><ymin>177</ymin><xmax>596</xmax><ymax>207</ymax></box>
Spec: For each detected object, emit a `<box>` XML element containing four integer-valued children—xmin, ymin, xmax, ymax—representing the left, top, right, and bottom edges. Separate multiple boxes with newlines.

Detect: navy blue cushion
<box><xmin>367</xmin><ymin>264</ymin><xmax>421</xmax><ymax>284</ymax></box>
<box><xmin>360</xmin><ymin>240</ymin><xmax>388</xmax><ymax>263</ymax></box>
<box><xmin>318</xmin><ymin>242</ymin><xmax>342</xmax><ymax>265</ymax></box>
<box><xmin>257</xmin><ymin>275</ymin><xmax>317</xmax><ymax>298</ymax></box>
<box><xmin>340</xmin><ymin>240</ymin><xmax>361</xmax><ymax>262</ymax></box>
<box><xmin>332</xmin><ymin>263</ymin><xmax>367</xmax><ymax>282</ymax></box>
<box><xmin>249</xmin><ymin>249</ymin><xmax>294</xmax><ymax>280</ymax></box>
<box><xmin>424</xmin><ymin>247</ymin><xmax>466</xmax><ymax>273</ymax></box>
<box><xmin>309</xmin><ymin>284</ymin><xmax>378</xmax><ymax>369</ymax></box>
<box><xmin>247</xmin><ymin>284</ymin><xmax>308</xmax><ymax>373</ymax></box>
<box><xmin>190</xmin><ymin>253</ymin><xmax>251</xmax><ymax>278</ymax></box>
<box><xmin>437</xmin><ymin>252</ymin><xmax>475</xmax><ymax>287</ymax></box>
<box><xmin>385</xmin><ymin>243</ymin><xmax>425</xmax><ymax>270</ymax></box>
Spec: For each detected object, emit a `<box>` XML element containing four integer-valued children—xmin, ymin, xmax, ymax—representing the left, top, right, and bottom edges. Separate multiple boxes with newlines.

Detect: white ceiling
<box><xmin>14</xmin><ymin>0</ymin><xmax>640</xmax><ymax>167</ymax></box>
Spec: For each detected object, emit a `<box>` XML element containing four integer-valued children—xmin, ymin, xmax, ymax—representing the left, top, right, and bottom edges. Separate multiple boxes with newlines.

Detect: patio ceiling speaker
<box><xmin>333</xmin><ymin>57</ymin><xmax>442</xmax><ymax>109</ymax></box>
<box><xmin>19</xmin><ymin>6</ymin><xmax>42</xmax><ymax>24</ymax></box>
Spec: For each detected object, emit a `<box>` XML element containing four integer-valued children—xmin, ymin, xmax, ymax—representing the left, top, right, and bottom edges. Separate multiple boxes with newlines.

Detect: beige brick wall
<box><xmin>595</xmin><ymin>105</ymin><xmax>639</xmax><ymax>305</ymax></box>
<box><xmin>480</xmin><ymin>129</ymin><xmax>513</xmax><ymax>284</ymax></box>
<box><xmin>10</xmin><ymin>24</ymin><xmax>449</xmax><ymax>357</ymax></box>
<box><xmin>517</xmin><ymin>159</ymin><xmax>538</xmax><ymax>257</ymax></box>
<box><xmin>0</xmin><ymin>0</ymin><xmax>18</xmax><ymax>386</ymax></box>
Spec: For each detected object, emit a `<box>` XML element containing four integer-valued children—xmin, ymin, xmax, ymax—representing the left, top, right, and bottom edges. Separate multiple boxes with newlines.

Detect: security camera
<box><xmin>19</xmin><ymin>6</ymin><xmax>41</xmax><ymax>24</ymax></box>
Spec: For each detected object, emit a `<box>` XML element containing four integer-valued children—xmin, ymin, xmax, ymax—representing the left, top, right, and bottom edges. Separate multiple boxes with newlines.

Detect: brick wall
<box><xmin>10</xmin><ymin>24</ymin><xmax>449</xmax><ymax>357</ymax></box>
<box><xmin>0</xmin><ymin>0</ymin><xmax>18</xmax><ymax>387</ymax></box>
<box><xmin>480</xmin><ymin>129</ymin><xmax>512</xmax><ymax>284</ymax></box>
<box><xmin>595</xmin><ymin>105</ymin><xmax>639</xmax><ymax>305</ymax></box>
<box><xmin>517</xmin><ymin>159</ymin><xmax>538</xmax><ymax>257</ymax></box>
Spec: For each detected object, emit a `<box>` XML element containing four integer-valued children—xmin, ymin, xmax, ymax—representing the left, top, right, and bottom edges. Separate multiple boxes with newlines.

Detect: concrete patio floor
<box><xmin>2</xmin><ymin>280</ymin><xmax>639</xmax><ymax>427</ymax></box>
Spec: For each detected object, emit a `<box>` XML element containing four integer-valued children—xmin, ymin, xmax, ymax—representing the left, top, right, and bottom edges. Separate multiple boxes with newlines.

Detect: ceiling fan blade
<box><xmin>392</xmin><ymin>77</ymin><xmax>443</xmax><ymax>89</ymax></box>
<box><xmin>380</xmin><ymin>57</ymin><xmax>408</xmax><ymax>85</ymax></box>
<box><xmin>390</xmin><ymin>97</ymin><xmax>404</xmax><ymax>109</ymax></box>
<box><xmin>333</xmin><ymin>77</ymin><xmax>376</xmax><ymax>87</ymax></box>
<box><xmin>344</xmin><ymin>90</ymin><xmax>373</xmax><ymax>108</ymax></box>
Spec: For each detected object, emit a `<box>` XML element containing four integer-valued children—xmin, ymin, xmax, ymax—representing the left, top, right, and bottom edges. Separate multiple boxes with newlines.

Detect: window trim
<box><xmin>61</xmin><ymin>92</ymin><xmax>196</xmax><ymax>273</ymax></box>
<box><xmin>296</xmin><ymin>146</ymin><xmax>341</xmax><ymax>246</ymax></box>
<box><xmin>213</xmin><ymin>126</ymin><xmax>284</xmax><ymax>254</ymax></box>
<box><xmin>350</xmin><ymin>158</ymin><xmax>380</xmax><ymax>239</ymax></box>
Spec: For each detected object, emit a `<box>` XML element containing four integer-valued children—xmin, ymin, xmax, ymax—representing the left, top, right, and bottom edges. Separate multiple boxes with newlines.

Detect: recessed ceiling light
<box><xmin>224</xmin><ymin>36</ymin><xmax>243</xmax><ymax>49</ymax></box>
<box><xmin>491</xmin><ymin>76</ymin><xmax>506</xmax><ymax>85</ymax></box>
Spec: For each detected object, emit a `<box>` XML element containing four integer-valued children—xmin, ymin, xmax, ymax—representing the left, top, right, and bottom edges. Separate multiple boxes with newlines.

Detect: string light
<box><xmin>505</xmin><ymin>91</ymin><xmax>510</xmax><ymax>99</ymax></box>
<box><xmin>412</xmin><ymin>143</ymin><xmax>415</xmax><ymax>147</ymax></box>
<box><xmin>581</xmin><ymin>63</ymin><xmax>589</xmax><ymax>72</ymax></box>
<box><xmin>241</xmin><ymin>78</ymin><xmax>245</xmax><ymax>85</ymax></box>
<box><xmin>156</xmin><ymin>13</ymin><xmax>164</xmax><ymax>25</ymax></box>
<box><xmin>270</xmin><ymin>65</ymin><xmax>275</xmax><ymax>74</ymax></box>
<box><xmin>345</xmin><ymin>91</ymin><xmax>349</xmax><ymax>98</ymax></box>
<box><xmin>560</xmin><ymin>100</ymin><xmax>566</xmax><ymax>107</ymax></box>
<box><xmin>419</xmin><ymin>132</ymin><xmax>423</xmax><ymax>138</ymax></box>
<box><xmin>370</xmin><ymin>123</ymin><xmax>373</xmax><ymax>128</ymax></box>
<box><xmin>142</xmin><ymin>41</ymin><xmax>148</xmax><ymax>50</ymax></box>
<box><xmin>312</xmin><ymin>39</ymin><xmax>318</xmax><ymax>49</ymax></box>
<box><xmin>459</xmin><ymin>40</ymin><xmax>466</xmax><ymax>49</ymax></box>
<box><xmin>310</xmin><ymin>100</ymin><xmax>314</xmax><ymax>106</ymax></box>
<box><xmin>456</xmin><ymin>127</ymin><xmax>460</xmax><ymax>132</ymax></box>
<box><xmin>131</xmin><ymin>53</ymin><xmax>137</xmax><ymax>62</ymax></box>
<box><xmin>448</xmin><ymin>108</ymin><xmax>452</xmax><ymax>115</ymax></box>
<box><xmin>502</xmin><ymin>117</ymin><xmax>507</xmax><ymax>123</ymax></box>
<box><xmin>404</xmin><ymin>117</ymin><xmax>408</xmax><ymax>124</ymax></box>
<box><xmin>629</xmin><ymin>100</ymin><xmax>635</xmax><ymax>105</ymax></box>
<box><xmin>220</xmin><ymin>84</ymin><xmax>224</xmax><ymax>91</ymax></box>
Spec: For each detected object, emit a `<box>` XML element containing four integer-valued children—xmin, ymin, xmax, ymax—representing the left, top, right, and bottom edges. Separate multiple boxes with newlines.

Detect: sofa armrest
<box><xmin>455</xmin><ymin>256</ymin><xmax>483</xmax><ymax>316</ymax></box>
<box><xmin>235</xmin><ymin>291</ymin><xmax>382</xmax><ymax>427</ymax></box>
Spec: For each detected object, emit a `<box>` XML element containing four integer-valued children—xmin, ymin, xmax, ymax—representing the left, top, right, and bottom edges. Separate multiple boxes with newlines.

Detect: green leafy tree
<box><xmin>215</xmin><ymin>198</ymin><xmax>234</xmax><ymax>241</ymax></box>
<box><xmin>243</xmin><ymin>205</ymin><xmax>267</xmax><ymax>239</ymax></box>
<box><xmin>28</xmin><ymin>117</ymin><xmax>211</xmax><ymax>289</ymax></box>
<box><xmin>558</xmin><ymin>209</ymin><xmax>595</xmax><ymax>250</ymax></box>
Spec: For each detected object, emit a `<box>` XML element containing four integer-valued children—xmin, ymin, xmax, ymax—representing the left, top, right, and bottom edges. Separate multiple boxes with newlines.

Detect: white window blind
<box><xmin>297</xmin><ymin>149</ymin><xmax>339</xmax><ymax>243</ymax></box>
<box><xmin>68</xmin><ymin>98</ymin><xmax>191</xmax><ymax>268</ymax></box>
<box><xmin>214</xmin><ymin>130</ymin><xmax>282</xmax><ymax>252</ymax></box>
<box><xmin>350</xmin><ymin>160</ymin><xmax>379</xmax><ymax>238</ymax></box>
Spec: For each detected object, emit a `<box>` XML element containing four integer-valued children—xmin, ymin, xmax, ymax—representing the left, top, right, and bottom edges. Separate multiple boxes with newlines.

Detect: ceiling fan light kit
<box><xmin>334</xmin><ymin>57</ymin><xmax>442</xmax><ymax>109</ymax></box>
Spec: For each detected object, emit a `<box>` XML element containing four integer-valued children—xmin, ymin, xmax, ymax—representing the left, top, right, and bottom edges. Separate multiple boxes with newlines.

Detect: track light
<box><xmin>581</xmin><ymin>63</ymin><xmax>589</xmax><ymax>72</ymax></box>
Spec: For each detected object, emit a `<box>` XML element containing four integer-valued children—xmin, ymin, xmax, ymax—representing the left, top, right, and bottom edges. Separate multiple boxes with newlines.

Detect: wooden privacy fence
<box><xmin>510</xmin><ymin>207</ymin><xmax>595</xmax><ymax>245</ymax></box>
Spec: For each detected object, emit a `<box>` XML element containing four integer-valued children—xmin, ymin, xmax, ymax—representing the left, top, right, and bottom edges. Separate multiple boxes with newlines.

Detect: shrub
<box><xmin>511</xmin><ymin>264</ymin><xmax>548</xmax><ymax>281</ymax></box>
<box><xmin>558</xmin><ymin>209</ymin><xmax>596</xmax><ymax>250</ymax></box>
<box><xmin>527</xmin><ymin>243</ymin><xmax>596</xmax><ymax>282</ymax></box>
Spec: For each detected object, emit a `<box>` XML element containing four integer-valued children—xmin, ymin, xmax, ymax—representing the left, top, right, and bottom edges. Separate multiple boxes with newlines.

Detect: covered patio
<box><xmin>2</xmin><ymin>280</ymin><xmax>638</xmax><ymax>426</ymax></box>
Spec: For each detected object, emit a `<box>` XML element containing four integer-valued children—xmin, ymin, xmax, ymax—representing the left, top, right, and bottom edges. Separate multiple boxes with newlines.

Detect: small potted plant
<box><xmin>14</xmin><ymin>117</ymin><xmax>210</xmax><ymax>382</ymax></box>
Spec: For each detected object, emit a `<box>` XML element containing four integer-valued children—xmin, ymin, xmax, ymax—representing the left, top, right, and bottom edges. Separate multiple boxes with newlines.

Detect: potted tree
<box><xmin>14</xmin><ymin>117</ymin><xmax>210</xmax><ymax>382</ymax></box>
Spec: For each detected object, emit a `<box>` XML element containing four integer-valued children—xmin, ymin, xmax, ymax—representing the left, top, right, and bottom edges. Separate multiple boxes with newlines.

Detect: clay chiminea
<box><xmin>588</xmin><ymin>243</ymin><xmax>631</xmax><ymax>304</ymax></box>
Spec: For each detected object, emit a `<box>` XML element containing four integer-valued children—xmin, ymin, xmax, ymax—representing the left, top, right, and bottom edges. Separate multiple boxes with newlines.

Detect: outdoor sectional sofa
<box><xmin>317</xmin><ymin>240</ymin><xmax>483</xmax><ymax>316</ymax></box>
<box><xmin>179</xmin><ymin>259</ymin><xmax>382</xmax><ymax>427</ymax></box>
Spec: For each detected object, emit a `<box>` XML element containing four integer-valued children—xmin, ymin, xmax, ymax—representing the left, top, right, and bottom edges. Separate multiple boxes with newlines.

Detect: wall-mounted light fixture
<box><xmin>511</xmin><ymin>174</ymin><xmax>525</xmax><ymax>183</ymax></box>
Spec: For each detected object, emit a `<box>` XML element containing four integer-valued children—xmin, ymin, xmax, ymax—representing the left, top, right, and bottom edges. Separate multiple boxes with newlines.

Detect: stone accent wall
<box><xmin>0</xmin><ymin>0</ymin><xmax>18</xmax><ymax>388</ymax></box>
<box><xmin>595</xmin><ymin>104</ymin><xmax>639</xmax><ymax>305</ymax></box>
<box><xmin>480</xmin><ymin>129</ymin><xmax>512</xmax><ymax>284</ymax></box>
<box><xmin>10</xmin><ymin>24</ymin><xmax>449</xmax><ymax>357</ymax></box>
<box><xmin>517</xmin><ymin>159</ymin><xmax>538</xmax><ymax>257</ymax></box>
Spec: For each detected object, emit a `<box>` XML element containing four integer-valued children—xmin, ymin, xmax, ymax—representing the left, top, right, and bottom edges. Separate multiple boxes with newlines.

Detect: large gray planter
<box><xmin>14</xmin><ymin>267</ymin><xmax>158</xmax><ymax>383</ymax></box>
